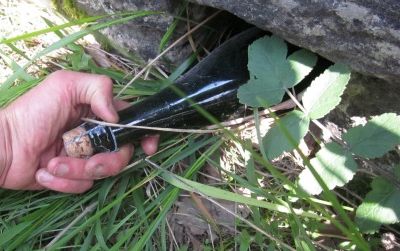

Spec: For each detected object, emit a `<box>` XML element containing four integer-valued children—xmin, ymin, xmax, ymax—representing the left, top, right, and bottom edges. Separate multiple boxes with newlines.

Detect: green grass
<box><xmin>0</xmin><ymin>6</ymin><xmax>388</xmax><ymax>251</ymax></box>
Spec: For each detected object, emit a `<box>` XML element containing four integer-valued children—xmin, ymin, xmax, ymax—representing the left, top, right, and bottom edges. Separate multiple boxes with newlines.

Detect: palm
<box><xmin>4</xmin><ymin>80</ymin><xmax>90</xmax><ymax>189</ymax></box>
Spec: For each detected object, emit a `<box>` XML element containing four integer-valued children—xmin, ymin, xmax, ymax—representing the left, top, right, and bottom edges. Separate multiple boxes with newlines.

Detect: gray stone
<box><xmin>74</xmin><ymin>0</ymin><xmax>209</xmax><ymax>67</ymax></box>
<box><xmin>340</xmin><ymin>74</ymin><xmax>400</xmax><ymax>118</ymax></box>
<box><xmin>326</xmin><ymin>73</ymin><xmax>400</xmax><ymax>130</ymax></box>
<box><xmin>189</xmin><ymin>0</ymin><xmax>400</xmax><ymax>82</ymax></box>
<box><xmin>73</xmin><ymin>0</ymin><xmax>400</xmax><ymax>82</ymax></box>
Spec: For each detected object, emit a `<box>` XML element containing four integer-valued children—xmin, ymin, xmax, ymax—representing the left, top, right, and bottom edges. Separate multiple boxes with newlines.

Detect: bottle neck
<box><xmin>84</xmin><ymin>124</ymin><xmax>118</xmax><ymax>153</ymax></box>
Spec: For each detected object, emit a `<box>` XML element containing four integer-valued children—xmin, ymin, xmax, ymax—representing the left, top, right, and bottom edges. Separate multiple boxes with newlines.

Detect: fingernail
<box><xmin>92</xmin><ymin>164</ymin><xmax>106</xmax><ymax>178</ymax></box>
<box><xmin>38</xmin><ymin>171</ymin><xmax>53</xmax><ymax>183</ymax></box>
<box><xmin>55</xmin><ymin>164</ymin><xmax>69</xmax><ymax>176</ymax></box>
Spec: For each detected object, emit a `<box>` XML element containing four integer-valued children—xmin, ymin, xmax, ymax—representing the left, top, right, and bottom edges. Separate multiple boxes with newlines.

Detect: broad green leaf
<box><xmin>262</xmin><ymin>110</ymin><xmax>310</xmax><ymax>160</ymax></box>
<box><xmin>298</xmin><ymin>142</ymin><xmax>358</xmax><ymax>195</ymax></box>
<box><xmin>238</xmin><ymin>80</ymin><xmax>283</xmax><ymax>107</ymax></box>
<box><xmin>343</xmin><ymin>113</ymin><xmax>400</xmax><ymax>158</ymax></box>
<box><xmin>302</xmin><ymin>64</ymin><xmax>351</xmax><ymax>119</ymax></box>
<box><xmin>287</xmin><ymin>49</ymin><xmax>318</xmax><ymax>85</ymax></box>
<box><xmin>238</xmin><ymin>36</ymin><xmax>317</xmax><ymax>107</ymax></box>
<box><xmin>356</xmin><ymin>166</ymin><xmax>400</xmax><ymax>233</ymax></box>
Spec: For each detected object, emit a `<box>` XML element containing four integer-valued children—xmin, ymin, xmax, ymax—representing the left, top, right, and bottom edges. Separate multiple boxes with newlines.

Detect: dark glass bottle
<box><xmin>63</xmin><ymin>28</ymin><xmax>264</xmax><ymax>158</ymax></box>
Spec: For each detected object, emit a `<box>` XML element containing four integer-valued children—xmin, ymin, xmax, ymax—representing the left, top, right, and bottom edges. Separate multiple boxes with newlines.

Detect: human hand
<box><xmin>0</xmin><ymin>70</ymin><xmax>159</xmax><ymax>193</ymax></box>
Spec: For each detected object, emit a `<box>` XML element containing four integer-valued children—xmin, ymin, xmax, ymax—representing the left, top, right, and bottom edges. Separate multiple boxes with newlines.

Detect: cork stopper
<box><xmin>62</xmin><ymin>126</ymin><xmax>94</xmax><ymax>158</ymax></box>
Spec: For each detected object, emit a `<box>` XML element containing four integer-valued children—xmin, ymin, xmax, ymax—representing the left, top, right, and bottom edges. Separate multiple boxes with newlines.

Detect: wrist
<box><xmin>0</xmin><ymin>110</ymin><xmax>12</xmax><ymax>185</ymax></box>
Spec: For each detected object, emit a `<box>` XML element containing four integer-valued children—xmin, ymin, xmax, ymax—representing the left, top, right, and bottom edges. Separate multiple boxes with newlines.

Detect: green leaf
<box><xmin>69</xmin><ymin>47</ymin><xmax>92</xmax><ymax>71</ymax></box>
<box><xmin>356</xmin><ymin>166</ymin><xmax>400</xmax><ymax>233</ymax></box>
<box><xmin>262</xmin><ymin>110</ymin><xmax>310</xmax><ymax>160</ymax></box>
<box><xmin>298</xmin><ymin>142</ymin><xmax>358</xmax><ymax>195</ymax></box>
<box><xmin>238</xmin><ymin>36</ymin><xmax>317</xmax><ymax>107</ymax></box>
<box><xmin>287</xmin><ymin>49</ymin><xmax>318</xmax><ymax>85</ymax></box>
<box><xmin>302</xmin><ymin>63</ymin><xmax>351</xmax><ymax>119</ymax></box>
<box><xmin>343</xmin><ymin>113</ymin><xmax>400</xmax><ymax>158</ymax></box>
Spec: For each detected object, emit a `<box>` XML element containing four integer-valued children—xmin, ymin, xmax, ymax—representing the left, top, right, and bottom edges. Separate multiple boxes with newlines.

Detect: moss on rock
<box><xmin>51</xmin><ymin>0</ymin><xmax>88</xmax><ymax>20</ymax></box>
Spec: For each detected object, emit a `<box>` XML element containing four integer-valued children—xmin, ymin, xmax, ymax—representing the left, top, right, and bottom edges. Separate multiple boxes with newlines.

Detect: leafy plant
<box><xmin>238</xmin><ymin>35</ymin><xmax>317</xmax><ymax>107</ymax></box>
<box><xmin>355</xmin><ymin>166</ymin><xmax>400</xmax><ymax>233</ymax></box>
<box><xmin>262</xmin><ymin>110</ymin><xmax>310</xmax><ymax>159</ymax></box>
<box><xmin>238</xmin><ymin>34</ymin><xmax>400</xmax><ymax>238</ymax></box>
<box><xmin>298</xmin><ymin>142</ymin><xmax>358</xmax><ymax>195</ymax></box>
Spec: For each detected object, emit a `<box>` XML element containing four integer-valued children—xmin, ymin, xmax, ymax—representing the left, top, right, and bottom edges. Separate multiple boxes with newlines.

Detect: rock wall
<box><xmin>189</xmin><ymin>0</ymin><xmax>400</xmax><ymax>82</ymax></box>
<box><xmin>72</xmin><ymin>0</ymin><xmax>400</xmax><ymax>82</ymax></box>
<box><xmin>73</xmin><ymin>0</ymin><xmax>210</xmax><ymax>67</ymax></box>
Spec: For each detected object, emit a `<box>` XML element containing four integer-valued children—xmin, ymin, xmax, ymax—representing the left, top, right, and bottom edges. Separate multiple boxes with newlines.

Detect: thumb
<box><xmin>54</xmin><ymin>71</ymin><xmax>119</xmax><ymax>123</ymax></box>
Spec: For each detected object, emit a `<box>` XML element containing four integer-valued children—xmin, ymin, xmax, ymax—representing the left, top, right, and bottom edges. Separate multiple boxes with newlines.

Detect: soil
<box><xmin>0</xmin><ymin>0</ymin><xmax>66</xmax><ymax>83</ymax></box>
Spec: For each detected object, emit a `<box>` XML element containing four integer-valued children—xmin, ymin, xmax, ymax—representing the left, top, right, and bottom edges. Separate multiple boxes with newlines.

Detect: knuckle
<box><xmin>47</xmin><ymin>70</ymin><xmax>74</xmax><ymax>95</ymax></box>
<box><xmin>97</xmin><ymin>75</ymin><xmax>113</xmax><ymax>92</ymax></box>
<box><xmin>49</xmin><ymin>70</ymin><xmax>69</xmax><ymax>81</ymax></box>
<box><xmin>98</xmin><ymin>74</ymin><xmax>112</xmax><ymax>84</ymax></box>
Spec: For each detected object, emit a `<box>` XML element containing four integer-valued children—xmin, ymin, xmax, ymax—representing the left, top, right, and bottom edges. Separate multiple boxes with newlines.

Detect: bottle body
<box><xmin>64</xmin><ymin>28</ymin><xmax>264</xmax><ymax>158</ymax></box>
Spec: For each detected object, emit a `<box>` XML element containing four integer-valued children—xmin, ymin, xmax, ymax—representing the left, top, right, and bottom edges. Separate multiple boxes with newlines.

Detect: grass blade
<box><xmin>0</xmin><ymin>10</ymin><xmax>159</xmax><ymax>91</ymax></box>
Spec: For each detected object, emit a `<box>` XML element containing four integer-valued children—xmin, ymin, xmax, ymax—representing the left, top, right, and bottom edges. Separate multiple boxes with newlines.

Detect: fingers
<box><xmin>45</xmin><ymin>144</ymin><xmax>133</xmax><ymax>181</ymax></box>
<box><xmin>141</xmin><ymin>135</ymin><xmax>160</xmax><ymax>155</ymax></box>
<box><xmin>37</xmin><ymin>144</ymin><xmax>133</xmax><ymax>193</ymax></box>
<box><xmin>36</xmin><ymin>169</ymin><xmax>93</xmax><ymax>193</ymax></box>
<box><xmin>114</xmin><ymin>99</ymin><xmax>131</xmax><ymax>110</ymax></box>
<box><xmin>39</xmin><ymin>134</ymin><xmax>157</xmax><ymax>193</ymax></box>
<box><xmin>49</xmin><ymin>70</ymin><xmax>118</xmax><ymax>123</ymax></box>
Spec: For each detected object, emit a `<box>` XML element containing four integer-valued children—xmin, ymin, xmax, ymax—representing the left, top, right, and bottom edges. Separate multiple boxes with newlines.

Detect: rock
<box><xmin>189</xmin><ymin>0</ymin><xmax>400</xmax><ymax>82</ymax></box>
<box><xmin>168</xmin><ymin>196</ymin><xmax>249</xmax><ymax>240</ymax></box>
<box><xmin>70</xmin><ymin>0</ymin><xmax>400</xmax><ymax>82</ymax></box>
<box><xmin>327</xmin><ymin>73</ymin><xmax>400</xmax><ymax>129</ymax></box>
<box><xmin>324</xmin><ymin>73</ymin><xmax>400</xmax><ymax>171</ymax></box>
<box><xmin>70</xmin><ymin>0</ymin><xmax>210</xmax><ymax>67</ymax></box>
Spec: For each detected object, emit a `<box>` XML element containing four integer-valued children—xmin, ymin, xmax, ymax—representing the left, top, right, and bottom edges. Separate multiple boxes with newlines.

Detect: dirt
<box><xmin>0</xmin><ymin>0</ymin><xmax>66</xmax><ymax>83</ymax></box>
